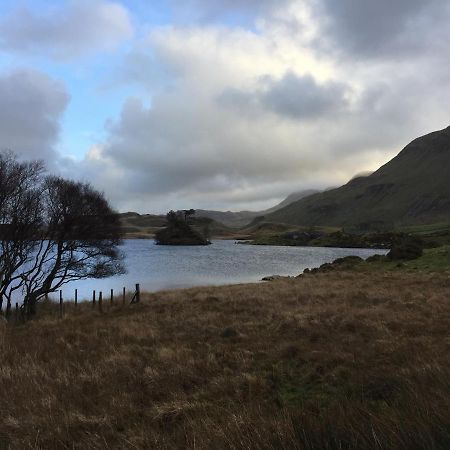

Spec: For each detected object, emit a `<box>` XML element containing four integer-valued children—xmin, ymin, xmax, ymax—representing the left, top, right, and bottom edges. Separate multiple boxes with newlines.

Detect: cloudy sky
<box><xmin>1</xmin><ymin>0</ymin><xmax>449</xmax><ymax>213</ymax></box>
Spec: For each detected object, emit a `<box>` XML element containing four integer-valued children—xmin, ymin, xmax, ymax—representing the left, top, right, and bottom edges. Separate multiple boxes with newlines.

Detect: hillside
<box><xmin>119</xmin><ymin>212</ymin><xmax>167</xmax><ymax>238</ymax></box>
<box><xmin>267</xmin><ymin>127</ymin><xmax>450</xmax><ymax>228</ymax></box>
<box><xmin>196</xmin><ymin>189</ymin><xmax>319</xmax><ymax>228</ymax></box>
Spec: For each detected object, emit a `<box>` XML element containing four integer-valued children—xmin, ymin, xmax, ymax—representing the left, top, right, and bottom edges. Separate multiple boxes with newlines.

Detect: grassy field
<box><xmin>402</xmin><ymin>223</ymin><xmax>450</xmax><ymax>247</ymax></box>
<box><xmin>1</xmin><ymin>256</ymin><xmax>450</xmax><ymax>449</ymax></box>
<box><xmin>363</xmin><ymin>245</ymin><xmax>450</xmax><ymax>272</ymax></box>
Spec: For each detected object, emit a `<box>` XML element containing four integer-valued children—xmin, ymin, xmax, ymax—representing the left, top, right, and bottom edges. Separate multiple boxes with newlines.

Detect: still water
<box><xmin>59</xmin><ymin>240</ymin><xmax>387</xmax><ymax>300</ymax></box>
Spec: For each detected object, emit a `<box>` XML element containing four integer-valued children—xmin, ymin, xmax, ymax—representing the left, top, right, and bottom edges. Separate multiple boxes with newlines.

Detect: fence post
<box><xmin>75</xmin><ymin>289</ymin><xmax>78</xmax><ymax>307</ymax></box>
<box><xmin>110</xmin><ymin>289</ymin><xmax>114</xmax><ymax>306</ymax></box>
<box><xmin>99</xmin><ymin>291</ymin><xmax>103</xmax><ymax>313</ymax></box>
<box><xmin>59</xmin><ymin>291</ymin><xmax>63</xmax><ymax>319</ymax></box>
<box><xmin>15</xmin><ymin>303</ymin><xmax>19</xmax><ymax>322</ymax></box>
<box><xmin>135</xmin><ymin>284</ymin><xmax>140</xmax><ymax>303</ymax></box>
<box><xmin>92</xmin><ymin>290</ymin><xmax>96</xmax><ymax>307</ymax></box>
<box><xmin>122</xmin><ymin>287</ymin><xmax>126</xmax><ymax>306</ymax></box>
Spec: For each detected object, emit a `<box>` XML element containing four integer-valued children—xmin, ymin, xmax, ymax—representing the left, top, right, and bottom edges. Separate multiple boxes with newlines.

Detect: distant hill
<box><xmin>196</xmin><ymin>189</ymin><xmax>319</xmax><ymax>228</ymax></box>
<box><xmin>266</xmin><ymin>127</ymin><xmax>450</xmax><ymax>228</ymax></box>
<box><xmin>119</xmin><ymin>212</ymin><xmax>235</xmax><ymax>239</ymax></box>
<box><xmin>119</xmin><ymin>213</ymin><xmax>167</xmax><ymax>238</ymax></box>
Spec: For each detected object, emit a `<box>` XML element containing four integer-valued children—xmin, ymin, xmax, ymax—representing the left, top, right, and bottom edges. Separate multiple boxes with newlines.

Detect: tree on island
<box><xmin>183</xmin><ymin>209</ymin><xmax>196</xmax><ymax>223</ymax></box>
<box><xmin>0</xmin><ymin>151</ymin><xmax>125</xmax><ymax>318</ymax></box>
<box><xmin>154</xmin><ymin>210</ymin><xmax>210</xmax><ymax>246</ymax></box>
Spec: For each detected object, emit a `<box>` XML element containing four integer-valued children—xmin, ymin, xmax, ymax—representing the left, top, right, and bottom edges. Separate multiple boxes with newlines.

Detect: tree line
<box><xmin>0</xmin><ymin>151</ymin><xmax>124</xmax><ymax>318</ymax></box>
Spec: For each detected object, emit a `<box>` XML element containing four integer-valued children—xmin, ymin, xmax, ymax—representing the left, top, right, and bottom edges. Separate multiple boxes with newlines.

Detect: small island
<box><xmin>154</xmin><ymin>210</ymin><xmax>211</xmax><ymax>245</ymax></box>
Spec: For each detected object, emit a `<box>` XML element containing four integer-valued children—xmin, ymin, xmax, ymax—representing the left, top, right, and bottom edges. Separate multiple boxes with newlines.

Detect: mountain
<box><xmin>196</xmin><ymin>189</ymin><xmax>319</xmax><ymax>228</ymax></box>
<box><xmin>266</xmin><ymin>127</ymin><xmax>450</xmax><ymax>228</ymax></box>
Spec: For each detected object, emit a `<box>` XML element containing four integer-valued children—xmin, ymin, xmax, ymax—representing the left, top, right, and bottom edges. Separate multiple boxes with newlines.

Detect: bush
<box><xmin>388</xmin><ymin>236</ymin><xmax>423</xmax><ymax>260</ymax></box>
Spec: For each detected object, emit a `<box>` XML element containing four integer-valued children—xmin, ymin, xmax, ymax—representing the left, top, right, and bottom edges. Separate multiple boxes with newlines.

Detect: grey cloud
<box><xmin>220</xmin><ymin>73</ymin><xmax>349</xmax><ymax>120</ymax></box>
<box><xmin>0</xmin><ymin>69</ymin><xmax>69</xmax><ymax>162</ymax></box>
<box><xmin>314</xmin><ymin>0</ymin><xmax>450</xmax><ymax>58</ymax></box>
<box><xmin>262</xmin><ymin>73</ymin><xmax>348</xmax><ymax>119</ymax></box>
<box><xmin>0</xmin><ymin>0</ymin><xmax>133</xmax><ymax>60</ymax></box>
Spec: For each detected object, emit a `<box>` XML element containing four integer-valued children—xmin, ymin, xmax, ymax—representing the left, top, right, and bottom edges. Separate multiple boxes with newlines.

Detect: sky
<box><xmin>0</xmin><ymin>0</ymin><xmax>449</xmax><ymax>213</ymax></box>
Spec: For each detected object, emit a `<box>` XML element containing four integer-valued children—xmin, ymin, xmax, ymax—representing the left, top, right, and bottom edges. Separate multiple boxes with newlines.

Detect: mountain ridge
<box><xmin>265</xmin><ymin>126</ymin><xmax>450</xmax><ymax>228</ymax></box>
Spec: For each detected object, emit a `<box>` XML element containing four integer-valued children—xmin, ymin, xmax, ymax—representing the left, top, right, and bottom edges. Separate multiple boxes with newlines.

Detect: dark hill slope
<box><xmin>267</xmin><ymin>127</ymin><xmax>450</xmax><ymax>227</ymax></box>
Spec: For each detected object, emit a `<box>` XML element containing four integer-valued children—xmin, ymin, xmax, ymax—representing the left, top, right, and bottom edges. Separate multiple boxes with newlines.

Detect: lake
<box><xmin>58</xmin><ymin>240</ymin><xmax>387</xmax><ymax>300</ymax></box>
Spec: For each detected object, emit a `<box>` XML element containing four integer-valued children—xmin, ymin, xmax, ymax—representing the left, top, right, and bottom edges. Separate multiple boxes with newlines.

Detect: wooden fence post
<box><xmin>135</xmin><ymin>284</ymin><xmax>140</xmax><ymax>304</ymax></box>
<box><xmin>99</xmin><ymin>291</ymin><xmax>103</xmax><ymax>313</ymax></box>
<box><xmin>122</xmin><ymin>287</ymin><xmax>126</xmax><ymax>306</ymax></box>
<box><xmin>110</xmin><ymin>289</ymin><xmax>114</xmax><ymax>306</ymax></box>
<box><xmin>15</xmin><ymin>303</ymin><xmax>19</xmax><ymax>322</ymax></box>
<box><xmin>92</xmin><ymin>290</ymin><xmax>96</xmax><ymax>307</ymax></box>
<box><xmin>59</xmin><ymin>291</ymin><xmax>63</xmax><ymax>319</ymax></box>
<box><xmin>75</xmin><ymin>289</ymin><xmax>78</xmax><ymax>307</ymax></box>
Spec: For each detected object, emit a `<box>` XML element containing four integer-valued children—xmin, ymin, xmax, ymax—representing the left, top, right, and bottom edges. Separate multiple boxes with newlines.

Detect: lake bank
<box><xmin>47</xmin><ymin>240</ymin><xmax>387</xmax><ymax>301</ymax></box>
<box><xmin>2</xmin><ymin>262</ymin><xmax>449</xmax><ymax>449</ymax></box>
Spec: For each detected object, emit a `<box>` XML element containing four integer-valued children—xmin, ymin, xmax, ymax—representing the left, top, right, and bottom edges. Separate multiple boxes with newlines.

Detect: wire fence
<box><xmin>5</xmin><ymin>283</ymin><xmax>141</xmax><ymax>323</ymax></box>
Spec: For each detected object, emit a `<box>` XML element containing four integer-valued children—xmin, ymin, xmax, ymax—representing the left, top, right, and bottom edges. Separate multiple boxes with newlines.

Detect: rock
<box><xmin>261</xmin><ymin>275</ymin><xmax>287</xmax><ymax>281</ymax></box>
<box><xmin>336</xmin><ymin>255</ymin><xmax>363</xmax><ymax>264</ymax></box>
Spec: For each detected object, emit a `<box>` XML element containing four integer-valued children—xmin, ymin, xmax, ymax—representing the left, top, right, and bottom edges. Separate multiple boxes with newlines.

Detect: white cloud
<box><xmin>0</xmin><ymin>0</ymin><xmax>133</xmax><ymax>60</ymax></box>
<box><xmin>53</xmin><ymin>0</ymin><xmax>450</xmax><ymax>212</ymax></box>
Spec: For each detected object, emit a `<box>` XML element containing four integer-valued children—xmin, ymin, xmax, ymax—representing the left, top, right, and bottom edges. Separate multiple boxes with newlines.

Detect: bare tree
<box><xmin>0</xmin><ymin>152</ymin><xmax>125</xmax><ymax>318</ymax></box>
<box><xmin>0</xmin><ymin>152</ymin><xmax>44</xmax><ymax>315</ymax></box>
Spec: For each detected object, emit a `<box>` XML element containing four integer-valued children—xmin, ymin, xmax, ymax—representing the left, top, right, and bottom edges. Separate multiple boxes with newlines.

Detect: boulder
<box><xmin>261</xmin><ymin>275</ymin><xmax>288</xmax><ymax>281</ymax></box>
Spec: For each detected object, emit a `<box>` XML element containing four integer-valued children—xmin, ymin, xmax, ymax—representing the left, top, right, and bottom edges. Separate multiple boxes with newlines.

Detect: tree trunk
<box><xmin>5</xmin><ymin>298</ymin><xmax>11</xmax><ymax>318</ymax></box>
<box><xmin>24</xmin><ymin>294</ymin><xmax>38</xmax><ymax>319</ymax></box>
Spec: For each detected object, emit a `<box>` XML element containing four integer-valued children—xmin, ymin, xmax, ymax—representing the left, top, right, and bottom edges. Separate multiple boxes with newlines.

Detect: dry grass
<box><xmin>1</xmin><ymin>269</ymin><xmax>450</xmax><ymax>449</ymax></box>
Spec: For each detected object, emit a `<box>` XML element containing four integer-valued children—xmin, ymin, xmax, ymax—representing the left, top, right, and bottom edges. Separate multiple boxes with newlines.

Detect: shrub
<box><xmin>388</xmin><ymin>236</ymin><xmax>423</xmax><ymax>260</ymax></box>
